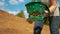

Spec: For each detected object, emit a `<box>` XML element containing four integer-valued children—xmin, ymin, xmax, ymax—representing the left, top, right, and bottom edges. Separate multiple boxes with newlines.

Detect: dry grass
<box><xmin>0</xmin><ymin>10</ymin><xmax>59</xmax><ymax>34</ymax></box>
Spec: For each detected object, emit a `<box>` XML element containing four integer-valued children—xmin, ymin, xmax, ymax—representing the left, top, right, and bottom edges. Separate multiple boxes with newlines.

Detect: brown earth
<box><xmin>0</xmin><ymin>10</ymin><xmax>59</xmax><ymax>34</ymax></box>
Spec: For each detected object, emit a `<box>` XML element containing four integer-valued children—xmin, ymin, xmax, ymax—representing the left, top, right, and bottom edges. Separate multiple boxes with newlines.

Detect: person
<box><xmin>34</xmin><ymin>0</ymin><xmax>60</xmax><ymax>34</ymax></box>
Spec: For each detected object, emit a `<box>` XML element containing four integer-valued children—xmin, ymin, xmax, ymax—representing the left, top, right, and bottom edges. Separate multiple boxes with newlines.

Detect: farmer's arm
<box><xmin>49</xmin><ymin>0</ymin><xmax>58</xmax><ymax>14</ymax></box>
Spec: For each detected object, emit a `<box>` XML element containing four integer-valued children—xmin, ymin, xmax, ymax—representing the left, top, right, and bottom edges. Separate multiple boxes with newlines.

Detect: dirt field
<box><xmin>0</xmin><ymin>10</ymin><xmax>60</xmax><ymax>34</ymax></box>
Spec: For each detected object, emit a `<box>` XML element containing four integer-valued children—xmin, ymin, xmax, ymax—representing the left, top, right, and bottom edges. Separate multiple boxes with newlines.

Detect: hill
<box><xmin>0</xmin><ymin>10</ymin><xmax>59</xmax><ymax>34</ymax></box>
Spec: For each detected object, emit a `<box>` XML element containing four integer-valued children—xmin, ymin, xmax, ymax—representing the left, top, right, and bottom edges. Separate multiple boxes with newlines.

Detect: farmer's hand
<box><xmin>27</xmin><ymin>19</ymin><xmax>33</xmax><ymax>24</ymax></box>
<box><xmin>45</xmin><ymin>10</ymin><xmax>48</xmax><ymax>13</ymax></box>
<box><xmin>44</xmin><ymin>10</ymin><xmax>49</xmax><ymax>17</ymax></box>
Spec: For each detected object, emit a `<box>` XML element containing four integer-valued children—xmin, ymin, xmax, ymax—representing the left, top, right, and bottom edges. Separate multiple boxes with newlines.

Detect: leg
<box><xmin>34</xmin><ymin>21</ymin><xmax>45</xmax><ymax>34</ymax></box>
<box><xmin>49</xmin><ymin>16</ymin><xmax>59</xmax><ymax>34</ymax></box>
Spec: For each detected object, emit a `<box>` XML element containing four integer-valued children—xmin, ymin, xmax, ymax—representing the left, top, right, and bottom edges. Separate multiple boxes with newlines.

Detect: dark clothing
<box><xmin>34</xmin><ymin>16</ymin><xmax>60</xmax><ymax>34</ymax></box>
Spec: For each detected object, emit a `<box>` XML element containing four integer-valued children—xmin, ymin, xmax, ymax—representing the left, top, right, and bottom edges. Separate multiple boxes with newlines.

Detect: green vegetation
<box><xmin>16</xmin><ymin>10</ymin><xmax>25</xmax><ymax>18</ymax></box>
<box><xmin>45</xmin><ymin>20</ymin><xmax>49</xmax><ymax>25</ymax></box>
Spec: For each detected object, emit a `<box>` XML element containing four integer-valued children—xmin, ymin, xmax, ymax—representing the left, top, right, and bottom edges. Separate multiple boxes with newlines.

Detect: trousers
<box><xmin>34</xmin><ymin>16</ymin><xmax>60</xmax><ymax>34</ymax></box>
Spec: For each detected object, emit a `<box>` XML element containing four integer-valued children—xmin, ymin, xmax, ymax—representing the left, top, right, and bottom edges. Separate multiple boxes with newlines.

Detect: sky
<box><xmin>0</xmin><ymin>0</ymin><xmax>60</xmax><ymax>18</ymax></box>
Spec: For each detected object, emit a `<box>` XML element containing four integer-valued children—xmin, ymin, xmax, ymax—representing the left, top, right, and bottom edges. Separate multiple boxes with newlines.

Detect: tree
<box><xmin>16</xmin><ymin>10</ymin><xmax>25</xmax><ymax>18</ymax></box>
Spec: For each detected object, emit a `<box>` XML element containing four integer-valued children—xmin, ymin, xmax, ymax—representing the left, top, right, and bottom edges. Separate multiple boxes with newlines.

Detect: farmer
<box><xmin>34</xmin><ymin>0</ymin><xmax>60</xmax><ymax>34</ymax></box>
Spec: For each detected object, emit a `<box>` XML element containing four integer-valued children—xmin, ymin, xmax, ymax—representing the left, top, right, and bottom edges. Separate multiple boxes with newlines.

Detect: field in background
<box><xmin>0</xmin><ymin>10</ymin><xmax>60</xmax><ymax>34</ymax></box>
